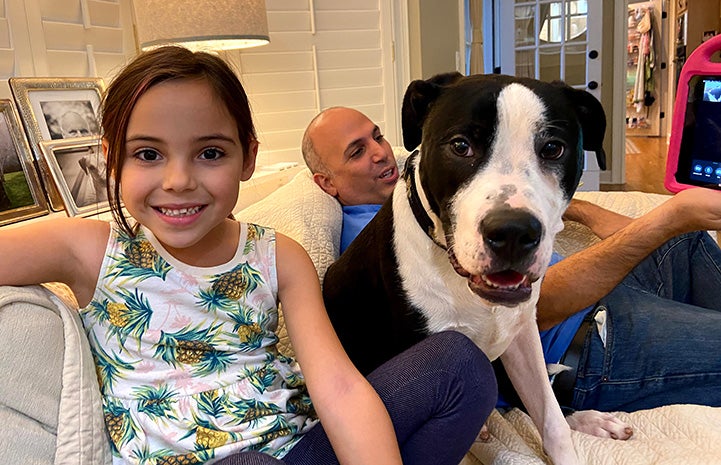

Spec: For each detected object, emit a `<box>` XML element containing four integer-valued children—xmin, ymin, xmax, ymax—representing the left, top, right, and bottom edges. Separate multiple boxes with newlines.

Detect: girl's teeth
<box><xmin>160</xmin><ymin>206</ymin><xmax>200</xmax><ymax>217</ymax></box>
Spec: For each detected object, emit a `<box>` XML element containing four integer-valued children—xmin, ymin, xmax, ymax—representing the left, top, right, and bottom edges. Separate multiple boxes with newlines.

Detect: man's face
<box><xmin>311</xmin><ymin>108</ymin><xmax>399</xmax><ymax>206</ymax></box>
<box><xmin>60</xmin><ymin>112</ymin><xmax>91</xmax><ymax>138</ymax></box>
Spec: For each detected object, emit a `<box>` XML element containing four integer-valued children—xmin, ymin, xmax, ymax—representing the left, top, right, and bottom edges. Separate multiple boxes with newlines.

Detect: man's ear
<box><xmin>240</xmin><ymin>140</ymin><xmax>259</xmax><ymax>181</ymax></box>
<box><xmin>312</xmin><ymin>172</ymin><xmax>338</xmax><ymax>198</ymax></box>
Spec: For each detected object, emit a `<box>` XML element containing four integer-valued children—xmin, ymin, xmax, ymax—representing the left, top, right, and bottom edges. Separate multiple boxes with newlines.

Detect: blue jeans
<box><xmin>572</xmin><ymin>231</ymin><xmax>721</xmax><ymax>412</ymax></box>
<box><xmin>217</xmin><ymin>331</ymin><xmax>497</xmax><ymax>465</ymax></box>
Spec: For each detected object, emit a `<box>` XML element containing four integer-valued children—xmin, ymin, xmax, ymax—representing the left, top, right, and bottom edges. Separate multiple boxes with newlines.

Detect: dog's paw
<box><xmin>566</xmin><ymin>409</ymin><xmax>633</xmax><ymax>440</ymax></box>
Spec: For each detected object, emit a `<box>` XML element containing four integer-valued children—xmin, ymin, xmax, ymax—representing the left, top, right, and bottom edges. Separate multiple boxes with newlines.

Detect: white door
<box><xmin>493</xmin><ymin>0</ymin><xmax>603</xmax><ymax>190</ymax></box>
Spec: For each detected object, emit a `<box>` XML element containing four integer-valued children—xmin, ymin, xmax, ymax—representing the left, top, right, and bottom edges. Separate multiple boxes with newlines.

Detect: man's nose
<box><xmin>370</xmin><ymin>141</ymin><xmax>388</xmax><ymax>162</ymax></box>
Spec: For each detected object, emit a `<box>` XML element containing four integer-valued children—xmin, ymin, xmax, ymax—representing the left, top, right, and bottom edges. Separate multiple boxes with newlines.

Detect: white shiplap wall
<box><xmin>0</xmin><ymin>0</ymin><xmax>399</xmax><ymax>171</ymax></box>
<box><xmin>228</xmin><ymin>0</ymin><xmax>399</xmax><ymax>168</ymax></box>
<box><xmin>0</xmin><ymin>0</ymin><xmax>136</xmax><ymax>98</ymax></box>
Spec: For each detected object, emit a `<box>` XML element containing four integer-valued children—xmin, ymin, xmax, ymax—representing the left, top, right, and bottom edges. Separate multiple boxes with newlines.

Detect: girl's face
<box><xmin>120</xmin><ymin>78</ymin><xmax>257</xmax><ymax>264</ymax></box>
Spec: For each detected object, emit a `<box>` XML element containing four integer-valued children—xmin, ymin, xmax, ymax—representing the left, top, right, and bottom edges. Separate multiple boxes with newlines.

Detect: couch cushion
<box><xmin>0</xmin><ymin>285</ymin><xmax>111</xmax><ymax>465</ymax></box>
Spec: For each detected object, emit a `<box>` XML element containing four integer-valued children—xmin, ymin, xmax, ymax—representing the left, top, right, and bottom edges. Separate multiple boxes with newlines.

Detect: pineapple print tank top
<box><xmin>81</xmin><ymin>222</ymin><xmax>317</xmax><ymax>465</ymax></box>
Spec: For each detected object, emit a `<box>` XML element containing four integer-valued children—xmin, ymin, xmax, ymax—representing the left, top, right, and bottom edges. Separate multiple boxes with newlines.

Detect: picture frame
<box><xmin>0</xmin><ymin>99</ymin><xmax>49</xmax><ymax>226</ymax></box>
<box><xmin>39</xmin><ymin>136</ymin><xmax>110</xmax><ymax>217</ymax></box>
<box><xmin>9</xmin><ymin>77</ymin><xmax>105</xmax><ymax>212</ymax></box>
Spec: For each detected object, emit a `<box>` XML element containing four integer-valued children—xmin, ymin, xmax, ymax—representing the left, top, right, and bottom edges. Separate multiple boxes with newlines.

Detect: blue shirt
<box><xmin>340</xmin><ymin>204</ymin><xmax>382</xmax><ymax>254</ymax></box>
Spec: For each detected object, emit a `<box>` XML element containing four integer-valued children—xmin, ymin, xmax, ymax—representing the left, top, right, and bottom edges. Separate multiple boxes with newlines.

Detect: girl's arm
<box><xmin>0</xmin><ymin>217</ymin><xmax>109</xmax><ymax>306</ymax></box>
<box><xmin>275</xmin><ymin>233</ymin><xmax>403</xmax><ymax>465</ymax></box>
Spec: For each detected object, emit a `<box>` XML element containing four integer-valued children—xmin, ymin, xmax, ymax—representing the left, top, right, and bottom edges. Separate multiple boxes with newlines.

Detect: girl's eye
<box><xmin>539</xmin><ymin>141</ymin><xmax>565</xmax><ymax>160</ymax></box>
<box><xmin>449</xmin><ymin>138</ymin><xmax>473</xmax><ymax>157</ymax></box>
<box><xmin>134</xmin><ymin>149</ymin><xmax>160</xmax><ymax>162</ymax></box>
<box><xmin>200</xmin><ymin>148</ymin><xmax>224</xmax><ymax>160</ymax></box>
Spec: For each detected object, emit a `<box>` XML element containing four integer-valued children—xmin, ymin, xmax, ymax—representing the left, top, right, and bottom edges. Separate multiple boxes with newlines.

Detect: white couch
<box><xmin>3</xmin><ymin>163</ymin><xmax>721</xmax><ymax>465</ymax></box>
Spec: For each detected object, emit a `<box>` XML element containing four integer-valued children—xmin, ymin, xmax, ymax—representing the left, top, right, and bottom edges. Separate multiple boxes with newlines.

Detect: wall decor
<box><xmin>0</xmin><ymin>99</ymin><xmax>49</xmax><ymax>225</ymax></box>
<box><xmin>39</xmin><ymin>136</ymin><xmax>109</xmax><ymax>217</ymax></box>
<box><xmin>9</xmin><ymin>77</ymin><xmax>105</xmax><ymax>211</ymax></box>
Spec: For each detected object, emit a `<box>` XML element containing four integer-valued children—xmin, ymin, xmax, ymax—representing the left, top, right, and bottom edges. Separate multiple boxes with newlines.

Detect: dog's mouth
<box><xmin>449</xmin><ymin>250</ymin><xmax>534</xmax><ymax>305</ymax></box>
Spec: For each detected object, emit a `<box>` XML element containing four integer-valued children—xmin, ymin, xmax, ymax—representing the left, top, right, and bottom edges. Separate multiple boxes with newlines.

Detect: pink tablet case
<box><xmin>665</xmin><ymin>34</ymin><xmax>721</xmax><ymax>192</ymax></box>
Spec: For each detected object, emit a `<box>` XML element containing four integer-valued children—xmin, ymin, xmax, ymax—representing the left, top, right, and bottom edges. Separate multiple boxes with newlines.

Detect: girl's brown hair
<box><xmin>101</xmin><ymin>46</ymin><xmax>257</xmax><ymax>236</ymax></box>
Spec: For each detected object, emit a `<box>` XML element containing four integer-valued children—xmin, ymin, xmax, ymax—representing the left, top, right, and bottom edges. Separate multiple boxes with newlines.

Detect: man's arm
<box><xmin>562</xmin><ymin>198</ymin><xmax>632</xmax><ymax>239</ymax></box>
<box><xmin>538</xmin><ymin>188</ymin><xmax>721</xmax><ymax>330</ymax></box>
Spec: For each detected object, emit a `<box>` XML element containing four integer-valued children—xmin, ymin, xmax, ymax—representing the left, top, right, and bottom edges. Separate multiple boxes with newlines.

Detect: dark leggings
<box><xmin>216</xmin><ymin>331</ymin><xmax>497</xmax><ymax>465</ymax></box>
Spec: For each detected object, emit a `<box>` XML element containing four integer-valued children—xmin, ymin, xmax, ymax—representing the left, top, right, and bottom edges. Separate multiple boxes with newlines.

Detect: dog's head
<box><xmin>401</xmin><ymin>72</ymin><xmax>606</xmax><ymax>306</ymax></box>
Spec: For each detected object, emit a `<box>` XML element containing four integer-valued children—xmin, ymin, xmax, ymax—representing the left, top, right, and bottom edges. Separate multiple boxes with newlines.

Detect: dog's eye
<box><xmin>450</xmin><ymin>138</ymin><xmax>473</xmax><ymax>157</ymax></box>
<box><xmin>539</xmin><ymin>141</ymin><xmax>564</xmax><ymax>160</ymax></box>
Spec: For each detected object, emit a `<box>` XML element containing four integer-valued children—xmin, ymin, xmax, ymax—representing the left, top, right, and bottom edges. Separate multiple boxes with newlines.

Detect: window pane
<box><xmin>515</xmin><ymin>6</ymin><xmax>536</xmax><ymax>47</ymax></box>
<box><xmin>516</xmin><ymin>49</ymin><xmax>536</xmax><ymax>79</ymax></box>
<box><xmin>564</xmin><ymin>43</ymin><xmax>586</xmax><ymax>86</ymax></box>
<box><xmin>539</xmin><ymin>47</ymin><xmax>561</xmax><ymax>82</ymax></box>
<box><xmin>568</xmin><ymin>16</ymin><xmax>587</xmax><ymax>40</ymax></box>
<box><xmin>539</xmin><ymin>0</ymin><xmax>588</xmax><ymax>43</ymax></box>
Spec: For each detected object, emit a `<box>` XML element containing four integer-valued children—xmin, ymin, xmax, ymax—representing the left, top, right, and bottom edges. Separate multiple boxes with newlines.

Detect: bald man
<box><xmin>301</xmin><ymin>107</ymin><xmax>399</xmax><ymax>252</ymax></box>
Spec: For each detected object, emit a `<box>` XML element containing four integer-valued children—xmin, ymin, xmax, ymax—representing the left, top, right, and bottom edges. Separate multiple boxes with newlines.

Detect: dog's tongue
<box><xmin>482</xmin><ymin>270</ymin><xmax>526</xmax><ymax>288</ymax></box>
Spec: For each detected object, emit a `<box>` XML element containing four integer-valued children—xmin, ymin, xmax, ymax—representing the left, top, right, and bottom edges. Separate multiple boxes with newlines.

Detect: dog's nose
<box><xmin>480</xmin><ymin>208</ymin><xmax>542</xmax><ymax>261</ymax></box>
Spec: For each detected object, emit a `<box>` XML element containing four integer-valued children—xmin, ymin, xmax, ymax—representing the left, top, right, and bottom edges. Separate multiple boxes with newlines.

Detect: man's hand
<box><xmin>663</xmin><ymin>188</ymin><xmax>721</xmax><ymax>234</ymax></box>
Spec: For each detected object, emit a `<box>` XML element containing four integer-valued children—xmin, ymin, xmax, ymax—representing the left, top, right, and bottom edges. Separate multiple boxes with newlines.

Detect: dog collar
<box><xmin>404</xmin><ymin>150</ymin><xmax>447</xmax><ymax>250</ymax></box>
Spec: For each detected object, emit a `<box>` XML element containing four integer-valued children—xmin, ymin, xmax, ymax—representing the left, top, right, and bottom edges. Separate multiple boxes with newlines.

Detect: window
<box><xmin>539</xmin><ymin>1</ymin><xmax>588</xmax><ymax>43</ymax></box>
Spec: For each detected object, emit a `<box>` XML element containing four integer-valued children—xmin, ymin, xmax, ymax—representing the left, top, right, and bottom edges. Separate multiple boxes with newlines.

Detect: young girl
<box><xmin>0</xmin><ymin>46</ymin><xmax>497</xmax><ymax>465</ymax></box>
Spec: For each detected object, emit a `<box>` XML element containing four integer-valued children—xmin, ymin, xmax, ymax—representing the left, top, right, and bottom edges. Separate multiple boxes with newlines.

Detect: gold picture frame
<box><xmin>9</xmin><ymin>77</ymin><xmax>105</xmax><ymax>212</ymax></box>
<box><xmin>0</xmin><ymin>99</ymin><xmax>49</xmax><ymax>226</ymax></box>
<box><xmin>39</xmin><ymin>136</ymin><xmax>110</xmax><ymax>217</ymax></box>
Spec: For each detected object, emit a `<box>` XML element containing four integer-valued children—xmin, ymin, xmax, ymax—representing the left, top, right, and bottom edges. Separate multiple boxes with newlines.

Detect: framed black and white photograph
<box><xmin>0</xmin><ymin>99</ymin><xmax>49</xmax><ymax>226</ymax></box>
<box><xmin>9</xmin><ymin>77</ymin><xmax>105</xmax><ymax>211</ymax></box>
<box><xmin>40</xmin><ymin>136</ymin><xmax>109</xmax><ymax>217</ymax></box>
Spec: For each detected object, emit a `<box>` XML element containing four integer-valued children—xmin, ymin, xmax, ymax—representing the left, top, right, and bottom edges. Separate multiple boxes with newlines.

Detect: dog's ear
<box><xmin>574</xmin><ymin>89</ymin><xmax>607</xmax><ymax>171</ymax></box>
<box><xmin>553</xmin><ymin>82</ymin><xmax>607</xmax><ymax>171</ymax></box>
<box><xmin>402</xmin><ymin>72</ymin><xmax>464</xmax><ymax>151</ymax></box>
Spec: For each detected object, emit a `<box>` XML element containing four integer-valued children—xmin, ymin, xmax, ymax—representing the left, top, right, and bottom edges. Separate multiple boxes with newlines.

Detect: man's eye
<box><xmin>350</xmin><ymin>147</ymin><xmax>364</xmax><ymax>158</ymax></box>
<box><xmin>375</xmin><ymin>133</ymin><xmax>385</xmax><ymax>142</ymax></box>
<box><xmin>200</xmin><ymin>148</ymin><xmax>224</xmax><ymax>160</ymax></box>
<box><xmin>135</xmin><ymin>149</ymin><xmax>160</xmax><ymax>161</ymax></box>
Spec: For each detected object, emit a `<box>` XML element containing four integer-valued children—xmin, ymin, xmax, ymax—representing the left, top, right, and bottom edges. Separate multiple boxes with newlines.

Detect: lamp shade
<box><xmin>133</xmin><ymin>0</ymin><xmax>270</xmax><ymax>52</ymax></box>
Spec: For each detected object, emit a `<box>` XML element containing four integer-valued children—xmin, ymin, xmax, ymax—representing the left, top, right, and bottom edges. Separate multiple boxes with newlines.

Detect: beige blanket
<box><xmin>468</xmin><ymin>405</ymin><xmax>721</xmax><ymax>465</ymax></box>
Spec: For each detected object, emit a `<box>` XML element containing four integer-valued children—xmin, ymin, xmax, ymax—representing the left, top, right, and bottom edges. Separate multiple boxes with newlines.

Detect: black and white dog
<box><xmin>322</xmin><ymin>72</ymin><xmax>610</xmax><ymax>464</ymax></box>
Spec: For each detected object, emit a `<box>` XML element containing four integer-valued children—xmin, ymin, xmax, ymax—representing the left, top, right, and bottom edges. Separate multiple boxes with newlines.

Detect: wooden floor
<box><xmin>602</xmin><ymin>136</ymin><xmax>670</xmax><ymax>194</ymax></box>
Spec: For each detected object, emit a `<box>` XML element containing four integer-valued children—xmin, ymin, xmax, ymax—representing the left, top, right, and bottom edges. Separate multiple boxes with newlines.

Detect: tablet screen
<box><xmin>676</xmin><ymin>75</ymin><xmax>721</xmax><ymax>189</ymax></box>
